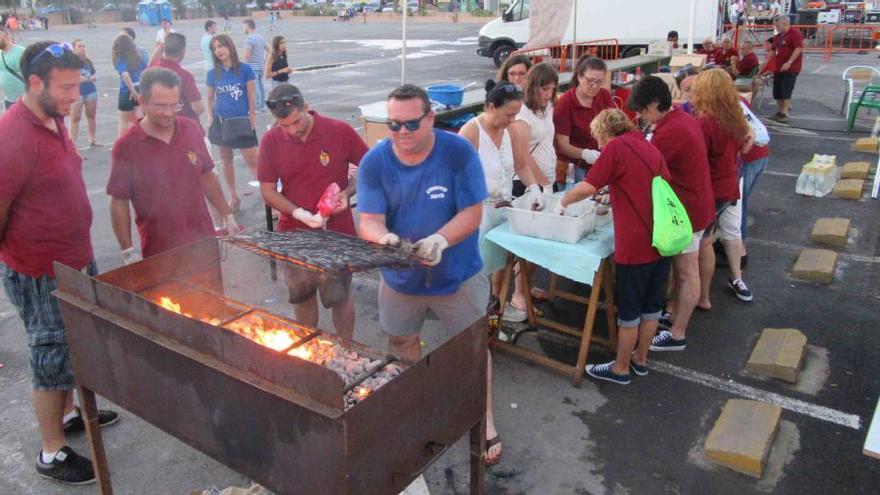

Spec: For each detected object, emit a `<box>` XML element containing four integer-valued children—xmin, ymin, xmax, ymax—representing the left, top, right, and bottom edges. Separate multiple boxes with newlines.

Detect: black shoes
<box><xmin>62</xmin><ymin>407</ymin><xmax>120</xmax><ymax>434</ymax></box>
<box><xmin>35</xmin><ymin>446</ymin><xmax>95</xmax><ymax>485</ymax></box>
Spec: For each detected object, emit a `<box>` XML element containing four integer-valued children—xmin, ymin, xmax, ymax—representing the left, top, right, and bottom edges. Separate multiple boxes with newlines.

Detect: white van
<box><xmin>477</xmin><ymin>0</ymin><xmax>725</xmax><ymax>67</ymax></box>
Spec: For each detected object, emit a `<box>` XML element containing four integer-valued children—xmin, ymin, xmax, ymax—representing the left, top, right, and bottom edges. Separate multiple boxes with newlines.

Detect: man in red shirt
<box><xmin>108</xmin><ymin>68</ymin><xmax>237</xmax><ymax>264</ymax></box>
<box><xmin>715</xmin><ymin>38</ymin><xmax>739</xmax><ymax>68</ymax></box>
<box><xmin>258</xmin><ymin>84</ymin><xmax>368</xmax><ymax>341</ymax></box>
<box><xmin>732</xmin><ymin>40</ymin><xmax>760</xmax><ymax>76</ymax></box>
<box><xmin>0</xmin><ymin>41</ymin><xmax>118</xmax><ymax>485</ymax></box>
<box><xmin>770</xmin><ymin>16</ymin><xmax>803</xmax><ymax>123</ymax></box>
<box><xmin>628</xmin><ymin>76</ymin><xmax>714</xmax><ymax>352</ymax></box>
<box><xmin>554</xmin><ymin>56</ymin><xmax>616</xmax><ymax>182</ymax></box>
<box><xmin>698</xmin><ymin>38</ymin><xmax>720</xmax><ymax>65</ymax></box>
<box><xmin>148</xmin><ymin>32</ymin><xmax>203</xmax><ymax>125</ymax></box>
<box><xmin>558</xmin><ymin>109</ymin><xmax>672</xmax><ymax>385</ymax></box>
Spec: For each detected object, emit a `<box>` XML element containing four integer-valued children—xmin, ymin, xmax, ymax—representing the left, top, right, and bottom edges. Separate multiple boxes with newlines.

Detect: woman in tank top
<box><xmin>509</xmin><ymin>62</ymin><xmax>559</xmax><ymax>196</ymax></box>
<box><xmin>265</xmin><ymin>35</ymin><xmax>293</xmax><ymax>92</ymax></box>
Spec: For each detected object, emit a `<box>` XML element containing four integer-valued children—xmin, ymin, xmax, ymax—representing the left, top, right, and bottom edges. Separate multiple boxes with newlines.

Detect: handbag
<box><xmin>215</xmin><ymin>69</ymin><xmax>253</xmax><ymax>142</ymax></box>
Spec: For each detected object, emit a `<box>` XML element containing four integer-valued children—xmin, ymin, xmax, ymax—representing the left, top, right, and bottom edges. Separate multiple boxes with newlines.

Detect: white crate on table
<box><xmin>507</xmin><ymin>195</ymin><xmax>597</xmax><ymax>244</ymax></box>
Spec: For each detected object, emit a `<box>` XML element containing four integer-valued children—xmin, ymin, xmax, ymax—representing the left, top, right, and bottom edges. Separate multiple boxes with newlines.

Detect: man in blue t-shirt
<box><xmin>358</xmin><ymin>84</ymin><xmax>504</xmax><ymax>465</ymax></box>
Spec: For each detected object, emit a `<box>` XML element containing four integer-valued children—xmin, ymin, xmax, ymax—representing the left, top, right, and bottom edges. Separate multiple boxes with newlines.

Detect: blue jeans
<box><xmin>253</xmin><ymin>70</ymin><xmax>266</xmax><ymax>111</ymax></box>
<box><xmin>740</xmin><ymin>157</ymin><xmax>768</xmax><ymax>241</ymax></box>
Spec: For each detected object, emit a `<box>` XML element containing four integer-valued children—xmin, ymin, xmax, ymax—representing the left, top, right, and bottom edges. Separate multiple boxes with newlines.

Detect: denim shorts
<box><xmin>1</xmin><ymin>261</ymin><xmax>97</xmax><ymax>391</ymax></box>
<box><xmin>615</xmin><ymin>259</ymin><xmax>671</xmax><ymax>328</ymax></box>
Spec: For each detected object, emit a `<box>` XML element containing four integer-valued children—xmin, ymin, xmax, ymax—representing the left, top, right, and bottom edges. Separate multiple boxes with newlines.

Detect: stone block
<box><xmin>746</xmin><ymin>328</ymin><xmax>808</xmax><ymax>383</ymax></box>
<box><xmin>841</xmin><ymin>161</ymin><xmax>871</xmax><ymax>180</ymax></box>
<box><xmin>810</xmin><ymin>217</ymin><xmax>850</xmax><ymax>247</ymax></box>
<box><xmin>705</xmin><ymin>399</ymin><xmax>782</xmax><ymax>478</ymax></box>
<box><xmin>854</xmin><ymin>136</ymin><xmax>879</xmax><ymax>152</ymax></box>
<box><xmin>833</xmin><ymin>179</ymin><xmax>864</xmax><ymax>200</ymax></box>
<box><xmin>792</xmin><ymin>249</ymin><xmax>837</xmax><ymax>284</ymax></box>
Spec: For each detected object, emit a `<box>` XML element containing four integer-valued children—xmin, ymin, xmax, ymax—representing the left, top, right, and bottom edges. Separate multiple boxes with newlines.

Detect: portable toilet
<box><xmin>159</xmin><ymin>1</ymin><xmax>172</xmax><ymax>22</ymax></box>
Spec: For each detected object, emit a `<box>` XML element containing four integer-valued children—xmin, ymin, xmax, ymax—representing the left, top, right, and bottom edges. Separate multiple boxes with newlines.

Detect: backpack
<box><xmin>617</xmin><ymin>139</ymin><xmax>693</xmax><ymax>257</ymax></box>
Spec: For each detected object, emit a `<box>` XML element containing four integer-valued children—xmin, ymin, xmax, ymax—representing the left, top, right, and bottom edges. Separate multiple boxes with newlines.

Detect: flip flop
<box><xmin>485</xmin><ymin>435</ymin><xmax>503</xmax><ymax>466</ymax></box>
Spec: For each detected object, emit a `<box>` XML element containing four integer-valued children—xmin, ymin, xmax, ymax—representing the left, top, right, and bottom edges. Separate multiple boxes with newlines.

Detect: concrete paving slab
<box><xmin>810</xmin><ymin>217</ymin><xmax>851</xmax><ymax>247</ymax></box>
<box><xmin>841</xmin><ymin>161</ymin><xmax>871</xmax><ymax>179</ymax></box>
<box><xmin>833</xmin><ymin>179</ymin><xmax>865</xmax><ymax>199</ymax></box>
<box><xmin>704</xmin><ymin>399</ymin><xmax>782</xmax><ymax>479</ymax></box>
<box><xmin>853</xmin><ymin>136</ymin><xmax>879</xmax><ymax>153</ymax></box>
<box><xmin>792</xmin><ymin>249</ymin><xmax>838</xmax><ymax>284</ymax></box>
<box><xmin>746</xmin><ymin>328</ymin><xmax>808</xmax><ymax>383</ymax></box>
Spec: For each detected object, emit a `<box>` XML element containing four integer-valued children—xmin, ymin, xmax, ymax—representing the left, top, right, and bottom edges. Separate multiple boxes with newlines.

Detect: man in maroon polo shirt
<box><xmin>770</xmin><ymin>15</ymin><xmax>803</xmax><ymax>123</ymax></box>
<box><xmin>148</xmin><ymin>32</ymin><xmax>203</xmax><ymax>126</ymax></box>
<box><xmin>108</xmin><ymin>67</ymin><xmax>237</xmax><ymax>264</ymax></box>
<box><xmin>258</xmin><ymin>84</ymin><xmax>368</xmax><ymax>340</ymax></box>
<box><xmin>0</xmin><ymin>41</ymin><xmax>119</xmax><ymax>485</ymax></box>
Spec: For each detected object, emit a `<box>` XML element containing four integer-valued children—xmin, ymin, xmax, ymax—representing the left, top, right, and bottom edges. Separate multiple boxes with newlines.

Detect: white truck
<box><xmin>477</xmin><ymin>0</ymin><xmax>726</xmax><ymax>67</ymax></box>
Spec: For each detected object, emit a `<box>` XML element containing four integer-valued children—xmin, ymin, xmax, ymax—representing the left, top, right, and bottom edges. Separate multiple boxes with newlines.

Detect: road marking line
<box><xmin>650</xmin><ymin>361</ymin><xmax>862</xmax><ymax>430</ymax></box>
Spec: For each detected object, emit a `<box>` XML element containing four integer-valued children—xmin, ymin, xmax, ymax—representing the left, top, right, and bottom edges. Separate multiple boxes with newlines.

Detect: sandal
<box><xmin>531</xmin><ymin>287</ymin><xmax>550</xmax><ymax>303</ymax></box>
<box><xmin>485</xmin><ymin>435</ymin><xmax>503</xmax><ymax>466</ymax></box>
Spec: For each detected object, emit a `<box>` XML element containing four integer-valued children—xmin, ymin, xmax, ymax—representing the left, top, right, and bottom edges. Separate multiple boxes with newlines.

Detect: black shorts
<box><xmin>772</xmin><ymin>72</ymin><xmax>798</xmax><ymax>100</ymax></box>
<box><xmin>615</xmin><ymin>258</ymin><xmax>671</xmax><ymax>327</ymax></box>
<box><xmin>208</xmin><ymin>118</ymin><xmax>259</xmax><ymax>149</ymax></box>
<box><xmin>118</xmin><ymin>91</ymin><xmax>139</xmax><ymax>112</ymax></box>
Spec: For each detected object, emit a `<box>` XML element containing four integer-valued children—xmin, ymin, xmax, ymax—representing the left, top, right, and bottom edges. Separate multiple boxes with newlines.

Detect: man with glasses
<box><xmin>257</xmin><ymin>84</ymin><xmax>368</xmax><ymax>341</ymax></box>
<box><xmin>108</xmin><ymin>67</ymin><xmax>237</xmax><ymax>265</ymax></box>
<box><xmin>0</xmin><ymin>40</ymin><xmax>119</xmax><ymax>485</ymax></box>
<box><xmin>149</xmin><ymin>32</ymin><xmax>203</xmax><ymax>126</ymax></box>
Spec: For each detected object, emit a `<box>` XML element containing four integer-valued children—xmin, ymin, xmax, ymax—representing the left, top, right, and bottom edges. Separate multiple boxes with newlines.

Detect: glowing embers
<box><xmin>223</xmin><ymin>311</ymin><xmax>311</xmax><ymax>352</ymax></box>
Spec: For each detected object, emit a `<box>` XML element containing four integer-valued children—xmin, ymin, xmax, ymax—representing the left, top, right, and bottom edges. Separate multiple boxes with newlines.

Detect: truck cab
<box><xmin>477</xmin><ymin>0</ymin><xmax>531</xmax><ymax>67</ymax></box>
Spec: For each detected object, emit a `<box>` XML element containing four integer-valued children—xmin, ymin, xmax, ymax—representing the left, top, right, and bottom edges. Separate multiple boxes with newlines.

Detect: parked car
<box><xmin>39</xmin><ymin>4</ymin><xmax>64</xmax><ymax>15</ymax></box>
<box><xmin>245</xmin><ymin>2</ymin><xmax>259</xmax><ymax>9</ymax></box>
<box><xmin>364</xmin><ymin>2</ymin><xmax>381</xmax><ymax>12</ymax></box>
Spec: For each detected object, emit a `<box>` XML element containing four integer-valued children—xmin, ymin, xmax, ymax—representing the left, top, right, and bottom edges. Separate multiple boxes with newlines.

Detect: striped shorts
<box><xmin>1</xmin><ymin>261</ymin><xmax>97</xmax><ymax>391</ymax></box>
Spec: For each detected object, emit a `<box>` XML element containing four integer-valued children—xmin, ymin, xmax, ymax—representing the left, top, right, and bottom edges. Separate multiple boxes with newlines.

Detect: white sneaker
<box><xmin>501</xmin><ymin>303</ymin><xmax>527</xmax><ymax>323</ymax></box>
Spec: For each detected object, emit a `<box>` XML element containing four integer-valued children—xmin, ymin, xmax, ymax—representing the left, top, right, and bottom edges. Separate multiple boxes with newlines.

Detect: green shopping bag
<box><xmin>649</xmin><ymin>175</ymin><xmax>693</xmax><ymax>256</ymax></box>
<box><xmin>618</xmin><ymin>140</ymin><xmax>693</xmax><ymax>257</ymax></box>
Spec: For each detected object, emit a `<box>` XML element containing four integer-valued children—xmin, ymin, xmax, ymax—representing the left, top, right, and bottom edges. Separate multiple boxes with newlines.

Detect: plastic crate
<box><xmin>507</xmin><ymin>195</ymin><xmax>597</xmax><ymax>244</ymax></box>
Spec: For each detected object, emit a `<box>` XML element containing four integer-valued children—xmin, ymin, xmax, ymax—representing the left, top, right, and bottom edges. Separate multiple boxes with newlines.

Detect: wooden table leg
<box><xmin>548</xmin><ymin>273</ymin><xmax>558</xmax><ymax>300</ymax></box>
<box><xmin>572</xmin><ymin>262</ymin><xmax>605</xmax><ymax>387</ymax></box>
<box><xmin>601</xmin><ymin>260</ymin><xmax>618</xmax><ymax>351</ymax></box>
<box><xmin>469</xmin><ymin>419</ymin><xmax>486</xmax><ymax>495</ymax></box>
<box><xmin>76</xmin><ymin>386</ymin><xmax>113</xmax><ymax>495</ymax></box>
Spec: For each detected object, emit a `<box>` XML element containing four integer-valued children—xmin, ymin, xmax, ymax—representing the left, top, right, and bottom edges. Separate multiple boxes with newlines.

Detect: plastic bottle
<box><xmin>565</xmin><ymin>163</ymin><xmax>575</xmax><ymax>191</ymax></box>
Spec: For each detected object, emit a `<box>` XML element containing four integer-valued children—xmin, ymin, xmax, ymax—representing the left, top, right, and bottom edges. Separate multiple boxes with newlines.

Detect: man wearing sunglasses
<box><xmin>257</xmin><ymin>84</ymin><xmax>368</xmax><ymax>341</ymax></box>
<box><xmin>356</xmin><ymin>84</ymin><xmax>488</xmax><ymax>363</ymax></box>
<box><xmin>108</xmin><ymin>67</ymin><xmax>238</xmax><ymax>265</ymax></box>
<box><xmin>0</xmin><ymin>41</ymin><xmax>120</xmax><ymax>486</ymax></box>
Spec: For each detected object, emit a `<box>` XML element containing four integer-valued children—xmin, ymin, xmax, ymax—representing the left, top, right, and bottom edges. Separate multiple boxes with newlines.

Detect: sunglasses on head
<box><xmin>386</xmin><ymin>111</ymin><xmax>429</xmax><ymax>132</ymax></box>
<box><xmin>265</xmin><ymin>95</ymin><xmax>302</xmax><ymax>110</ymax></box>
<box><xmin>28</xmin><ymin>43</ymin><xmax>73</xmax><ymax>71</ymax></box>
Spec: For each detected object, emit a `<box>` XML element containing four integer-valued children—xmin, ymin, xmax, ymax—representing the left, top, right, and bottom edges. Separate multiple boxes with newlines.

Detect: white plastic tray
<box><xmin>507</xmin><ymin>195</ymin><xmax>597</xmax><ymax>244</ymax></box>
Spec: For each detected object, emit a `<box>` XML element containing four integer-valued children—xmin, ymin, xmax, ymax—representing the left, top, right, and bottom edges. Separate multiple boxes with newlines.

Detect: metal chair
<box><xmin>841</xmin><ymin>65</ymin><xmax>880</xmax><ymax>121</ymax></box>
<box><xmin>753</xmin><ymin>73</ymin><xmax>773</xmax><ymax>110</ymax></box>
<box><xmin>846</xmin><ymin>84</ymin><xmax>880</xmax><ymax>131</ymax></box>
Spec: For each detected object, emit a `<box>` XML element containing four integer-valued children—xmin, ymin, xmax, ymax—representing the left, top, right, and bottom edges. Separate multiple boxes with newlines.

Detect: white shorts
<box><xmin>682</xmin><ymin>230</ymin><xmax>704</xmax><ymax>254</ymax></box>
<box><xmin>718</xmin><ymin>178</ymin><xmax>744</xmax><ymax>241</ymax></box>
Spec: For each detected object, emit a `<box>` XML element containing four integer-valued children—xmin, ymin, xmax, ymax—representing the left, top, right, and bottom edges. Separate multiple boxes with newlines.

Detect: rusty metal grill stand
<box><xmin>54</xmin><ymin>238</ymin><xmax>486</xmax><ymax>495</ymax></box>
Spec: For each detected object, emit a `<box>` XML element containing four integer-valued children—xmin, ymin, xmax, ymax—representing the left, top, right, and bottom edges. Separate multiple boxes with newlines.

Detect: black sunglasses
<box><xmin>28</xmin><ymin>43</ymin><xmax>73</xmax><ymax>71</ymax></box>
<box><xmin>265</xmin><ymin>95</ymin><xmax>302</xmax><ymax>110</ymax></box>
<box><xmin>386</xmin><ymin>111</ymin><xmax>429</xmax><ymax>132</ymax></box>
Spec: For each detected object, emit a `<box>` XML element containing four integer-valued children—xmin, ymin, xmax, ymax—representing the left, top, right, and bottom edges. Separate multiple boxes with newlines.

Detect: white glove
<box><xmin>121</xmin><ymin>247</ymin><xmax>141</xmax><ymax>265</ymax></box>
<box><xmin>525</xmin><ymin>184</ymin><xmax>545</xmax><ymax>211</ymax></box>
<box><xmin>581</xmin><ymin>148</ymin><xmax>600</xmax><ymax>164</ymax></box>
<box><xmin>552</xmin><ymin>200</ymin><xmax>566</xmax><ymax>216</ymax></box>
<box><xmin>413</xmin><ymin>233</ymin><xmax>449</xmax><ymax>266</ymax></box>
<box><xmin>293</xmin><ymin>207</ymin><xmax>325</xmax><ymax>229</ymax></box>
<box><xmin>224</xmin><ymin>214</ymin><xmax>243</xmax><ymax>236</ymax></box>
<box><xmin>377</xmin><ymin>232</ymin><xmax>401</xmax><ymax>246</ymax></box>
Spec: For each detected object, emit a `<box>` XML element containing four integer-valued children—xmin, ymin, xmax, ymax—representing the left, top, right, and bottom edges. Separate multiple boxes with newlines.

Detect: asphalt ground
<box><xmin>0</xmin><ymin>16</ymin><xmax>879</xmax><ymax>495</ymax></box>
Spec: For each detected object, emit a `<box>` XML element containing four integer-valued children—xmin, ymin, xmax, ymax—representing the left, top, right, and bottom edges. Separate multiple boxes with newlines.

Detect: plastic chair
<box><xmin>841</xmin><ymin>66</ymin><xmax>880</xmax><ymax>121</ymax></box>
<box><xmin>846</xmin><ymin>83</ymin><xmax>880</xmax><ymax>131</ymax></box>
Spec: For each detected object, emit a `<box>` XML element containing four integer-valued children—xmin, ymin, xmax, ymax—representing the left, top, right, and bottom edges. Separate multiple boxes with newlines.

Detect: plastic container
<box><xmin>507</xmin><ymin>195</ymin><xmax>596</xmax><ymax>244</ymax></box>
<box><xmin>426</xmin><ymin>84</ymin><xmax>464</xmax><ymax>107</ymax></box>
<box><xmin>796</xmin><ymin>154</ymin><xmax>838</xmax><ymax>197</ymax></box>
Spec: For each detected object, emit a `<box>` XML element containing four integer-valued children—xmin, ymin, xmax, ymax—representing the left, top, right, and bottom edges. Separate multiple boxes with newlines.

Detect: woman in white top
<box><xmin>505</xmin><ymin>62</ymin><xmax>559</xmax><ymax>319</ymax></box>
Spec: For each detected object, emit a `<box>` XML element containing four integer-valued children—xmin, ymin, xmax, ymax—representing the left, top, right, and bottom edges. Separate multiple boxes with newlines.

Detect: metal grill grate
<box><xmin>227</xmin><ymin>229</ymin><xmax>419</xmax><ymax>273</ymax></box>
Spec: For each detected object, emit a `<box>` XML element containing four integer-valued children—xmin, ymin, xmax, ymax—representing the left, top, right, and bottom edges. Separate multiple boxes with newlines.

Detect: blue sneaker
<box><xmin>585</xmin><ymin>361</ymin><xmax>631</xmax><ymax>385</ymax></box>
<box><xmin>650</xmin><ymin>330</ymin><xmax>687</xmax><ymax>351</ymax></box>
<box><xmin>629</xmin><ymin>361</ymin><xmax>649</xmax><ymax>376</ymax></box>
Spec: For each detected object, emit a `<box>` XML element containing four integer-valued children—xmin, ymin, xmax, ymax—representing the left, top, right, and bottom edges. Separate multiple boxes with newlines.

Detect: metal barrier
<box><xmin>512</xmin><ymin>38</ymin><xmax>620</xmax><ymax>73</ymax></box>
<box><xmin>726</xmin><ymin>23</ymin><xmax>880</xmax><ymax>62</ymax></box>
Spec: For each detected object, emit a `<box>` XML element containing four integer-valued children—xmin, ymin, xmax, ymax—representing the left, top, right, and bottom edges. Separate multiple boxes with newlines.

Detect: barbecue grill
<box><xmin>53</xmin><ymin>233</ymin><xmax>487</xmax><ymax>494</ymax></box>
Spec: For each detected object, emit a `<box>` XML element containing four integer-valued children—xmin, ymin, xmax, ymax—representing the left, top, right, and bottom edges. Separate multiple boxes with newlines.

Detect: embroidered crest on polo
<box><xmin>320</xmin><ymin>150</ymin><xmax>330</xmax><ymax>166</ymax></box>
<box><xmin>426</xmin><ymin>185</ymin><xmax>448</xmax><ymax>199</ymax></box>
<box><xmin>187</xmin><ymin>150</ymin><xmax>198</xmax><ymax>165</ymax></box>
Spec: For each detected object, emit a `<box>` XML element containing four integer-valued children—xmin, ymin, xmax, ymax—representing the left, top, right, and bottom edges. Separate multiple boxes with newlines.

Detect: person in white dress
<box><xmin>504</xmin><ymin>62</ymin><xmax>559</xmax><ymax>321</ymax></box>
